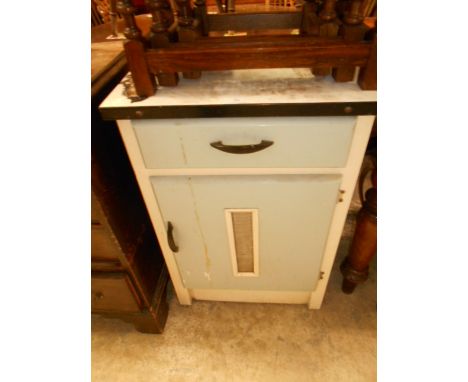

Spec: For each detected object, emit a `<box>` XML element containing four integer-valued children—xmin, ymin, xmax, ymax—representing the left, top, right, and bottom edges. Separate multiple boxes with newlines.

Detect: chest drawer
<box><xmin>91</xmin><ymin>225</ymin><xmax>121</xmax><ymax>261</ymax></box>
<box><xmin>132</xmin><ymin>116</ymin><xmax>355</xmax><ymax>169</ymax></box>
<box><xmin>91</xmin><ymin>272</ymin><xmax>141</xmax><ymax>313</ymax></box>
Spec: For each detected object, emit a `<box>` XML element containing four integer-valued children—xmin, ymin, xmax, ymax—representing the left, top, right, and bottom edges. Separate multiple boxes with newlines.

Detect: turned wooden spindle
<box><xmin>358</xmin><ymin>31</ymin><xmax>377</xmax><ymax>90</ymax></box>
<box><xmin>320</xmin><ymin>0</ymin><xmax>337</xmax><ymax>21</ymax></box>
<box><xmin>109</xmin><ymin>0</ymin><xmax>119</xmax><ymax>37</ymax></box>
<box><xmin>332</xmin><ymin>0</ymin><xmax>368</xmax><ymax>83</ymax></box>
<box><xmin>335</xmin><ymin>0</ymin><xmax>349</xmax><ymax>18</ymax></box>
<box><xmin>345</xmin><ymin>0</ymin><xmax>364</xmax><ymax>24</ymax></box>
<box><xmin>175</xmin><ymin>0</ymin><xmax>202</xmax><ymax>79</ymax></box>
<box><xmin>175</xmin><ymin>0</ymin><xmax>192</xmax><ymax>27</ymax></box>
<box><xmin>117</xmin><ymin>0</ymin><xmax>157</xmax><ymax>97</ymax></box>
<box><xmin>227</xmin><ymin>0</ymin><xmax>235</xmax><ymax>13</ymax></box>
<box><xmin>145</xmin><ymin>0</ymin><xmax>173</xmax><ymax>41</ymax></box>
<box><xmin>145</xmin><ymin>0</ymin><xmax>179</xmax><ymax>86</ymax></box>
<box><xmin>117</xmin><ymin>0</ymin><xmax>143</xmax><ymax>40</ymax></box>
<box><xmin>194</xmin><ymin>0</ymin><xmax>209</xmax><ymax>36</ymax></box>
<box><xmin>361</xmin><ymin>0</ymin><xmax>377</xmax><ymax>17</ymax></box>
<box><xmin>340</xmin><ymin>164</ymin><xmax>377</xmax><ymax>294</ymax></box>
<box><xmin>214</xmin><ymin>0</ymin><xmax>225</xmax><ymax>13</ymax></box>
<box><xmin>312</xmin><ymin>0</ymin><xmax>340</xmax><ymax>77</ymax></box>
<box><xmin>300</xmin><ymin>0</ymin><xmax>321</xmax><ymax>36</ymax></box>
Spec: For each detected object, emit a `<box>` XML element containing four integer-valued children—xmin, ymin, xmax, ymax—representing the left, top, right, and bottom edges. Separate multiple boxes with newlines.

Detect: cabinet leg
<box><xmin>135</xmin><ymin>278</ymin><xmax>169</xmax><ymax>333</ymax></box>
<box><xmin>132</xmin><ymin>300</ymin><xmax>169</xmax><ymax>334</ymax></box>
<box><xmin>124</xmin><ymin>40</ymin><xmax>157</xmax><ymax>98</ymax></box>
<box><xmin>156</xmin><ymin>72</ymin><xmax>179</xmax><ymax>87</ymax></box>
<box><xmin>94</xmin><ymin>287</ymin><xmax>169</xmax><ymax>334</ymax></box>
<box><xmin>341</xmin><ymin>168</ymin><xmax>377</xmax><ymax>294</ymax></box>
<box><xmin>94</xmin><ymin>301</ymin><xmax>169</xmax><ymax>334</ymax></box>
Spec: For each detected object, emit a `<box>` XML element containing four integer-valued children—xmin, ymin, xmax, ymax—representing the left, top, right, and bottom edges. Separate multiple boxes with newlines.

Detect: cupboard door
<box><xmin>151</xmin><ymin>175</ymin><xmax>341</xmax><ymax>292</ymax></box>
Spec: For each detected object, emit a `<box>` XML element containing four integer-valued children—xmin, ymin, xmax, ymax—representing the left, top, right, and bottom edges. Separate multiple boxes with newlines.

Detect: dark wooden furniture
<box><xmin>91</xmin><ymin>25</ymin><xmax>169</xmax><ymax>333</ymax></box>
<box><xmin>115</xmin><ymin>0</ymin><xmax>377</xmax><ymax>98</ymax></box>
<box><xmin>340</xmin><ymin>134</ymin><xmax>376</xmax><ymax>293</ymax></box>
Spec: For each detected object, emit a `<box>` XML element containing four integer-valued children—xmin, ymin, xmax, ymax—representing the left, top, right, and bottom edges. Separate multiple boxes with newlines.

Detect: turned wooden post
<box><xmin>145</xmin><ymin>0</ymin><xmax>179</xmax><ymax>86</ymax></box>
<box><xmin>226</xmin><ymin>0</ymin><xmax>235</xmax><ymax>13</ymax></box>
<box><xmin>194</xmin><ymin>0</ymin><xmax>209</xmax><ymax>36</ymax></box>
<box><xmin>320</xmin><ymin>0</ymin><xmax>338</xmax><ymax>22</ymax></box>
<box><xmin>300</xmin><ymin>0</ymin><xmax>321</xmax><ymax>76</ymax></box>
<box><xmin>175</xmin><ymin>0</ymin><xmax>202</xmax><ymax>79</ymax></box>
<box><xmin>300</xmin><ymin>0</ymin><xmax>321</xmax><ymax>36</ymax></box>
<box><xmin>214</xmin><ymin>0</ymin><xmax>225</xmax><ymax>13</ymax></box>
<box><xmin>340</xmin><ymin>166</ymin><xmax>377</xmax><ymax>294</ymax></box>
<box><xmin>312</xmin><ymin>0</ymin><xmax>341</xmax><ymax>77</ymax></box>
<box><xmin>358</xmin><ymin>32</ymin><xmax>377</xmax><ymax>90</ymax></box>
<box><xmin>117</xmin><ymin>0</ymin><xmax>156</xmax><ymax>97</ymax></box>
<box><xmin>109</xmin><ymin>0</ymin><xmax>119</xmax><ymax>37</ymax></box>
<box><xmin>332</xmin><ymin>0</ymin><xmax>368</xmax><ymax>82</ymax></box>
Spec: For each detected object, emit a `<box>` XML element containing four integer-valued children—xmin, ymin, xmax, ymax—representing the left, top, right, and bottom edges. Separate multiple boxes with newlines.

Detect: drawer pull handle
<box><xmin>210</xmin><ymin>140</ymin><xmax>274</xmax><ymax>154</ymax></box>
<box><xmin>167</xmin><ymin>221</ymin><xmax>179</xmax><ymax>253</ymax></box>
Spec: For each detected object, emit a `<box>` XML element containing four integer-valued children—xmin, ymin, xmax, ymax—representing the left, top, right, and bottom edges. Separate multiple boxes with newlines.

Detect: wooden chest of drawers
<box><xmin>91</xmin><ymin>39</ymin><xmax>169</xmax><ymax>333</ymax></box>
<box><xmin>91</xmin><ymin>189</ymin><xmax>169</xmax><ymax>333</ymax></box>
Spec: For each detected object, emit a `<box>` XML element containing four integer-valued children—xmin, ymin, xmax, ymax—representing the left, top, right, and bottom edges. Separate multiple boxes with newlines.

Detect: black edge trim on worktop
<box><xmin>100</xmin><ymin>102</ymin><xmax>377</xmax><ymax>121</ymax></box>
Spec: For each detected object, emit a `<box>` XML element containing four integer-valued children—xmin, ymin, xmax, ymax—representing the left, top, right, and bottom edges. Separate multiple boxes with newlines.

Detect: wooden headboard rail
<box><xmin>117</xmin><ymin>0</ymin><xmax>377</xmax><ymax>98</ymax></box>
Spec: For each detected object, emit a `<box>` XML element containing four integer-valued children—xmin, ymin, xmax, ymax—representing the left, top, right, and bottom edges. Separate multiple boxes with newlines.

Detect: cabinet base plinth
<box><xmin>189</xmin><ymin>289</ymin><xmax>311</xmax><ymax>305</ymax></box>
<box><xmin>93</xmin><ymin>300</ymin><xmax>169</xmax><ymax>334</ymax></box>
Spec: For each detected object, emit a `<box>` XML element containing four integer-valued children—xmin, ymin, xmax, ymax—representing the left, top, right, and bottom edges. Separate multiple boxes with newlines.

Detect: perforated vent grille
<box><xmin>225</xmin><ymin>209</ymin><xmax>259</xmax><ymax>276</ymax></box>
<box><xmin>231</xmin><ymin>212</ymin><xmax>254</xmax><ymax>273</ymax></box>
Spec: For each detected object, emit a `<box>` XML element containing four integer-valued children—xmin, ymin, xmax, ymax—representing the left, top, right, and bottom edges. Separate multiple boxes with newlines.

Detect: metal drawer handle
<box><xmin>167</xmin><ymin>221</ymin><xmax>179</xmax><ymax>253</ymax></box>
<box><xmin>210</xmin><ymin>140</ymin><xmax>274</xmax><ymax>154</ymax></box>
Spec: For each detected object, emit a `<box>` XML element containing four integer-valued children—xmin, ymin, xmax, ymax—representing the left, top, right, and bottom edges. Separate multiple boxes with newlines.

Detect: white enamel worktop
<box><xmin>100</xmin><ymin>68</ymin><xmax>376</xmax><ymax>109</ymax></box>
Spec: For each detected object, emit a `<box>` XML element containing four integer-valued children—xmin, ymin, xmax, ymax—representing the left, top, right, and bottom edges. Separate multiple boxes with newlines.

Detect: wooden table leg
<box><xmin>340</xmin><ymin>167</ymin><xmax>377</xmax><ymax>294</ymax></box>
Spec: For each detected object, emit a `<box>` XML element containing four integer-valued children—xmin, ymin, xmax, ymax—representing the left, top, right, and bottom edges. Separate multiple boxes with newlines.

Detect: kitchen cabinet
<box><xmin>100</xmin><ymin>68</ymin><xmax>376</xmax><ymax>308</ymax></box>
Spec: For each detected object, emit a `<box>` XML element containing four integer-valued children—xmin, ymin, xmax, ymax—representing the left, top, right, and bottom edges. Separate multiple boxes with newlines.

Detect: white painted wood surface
<box><xmin>100</xmin><ymin>68</ymin><xmax>376</xmax><ymax>109</ymax></box>
<box><xmin>307</xmin><ymin>116</ymin><xmax>374</xmax><ymax>308</ymax></box>
<box><xmin>189</xmin><ymin>289</ymin><xmax>310</xmax><ymax>304</ymax></box>
<box><xmin>144</xmin><ymin>168</ymin><xmax>344</xmax><ymax>176</ymax></box>
<box><xmin>132</xmin><ymin>116</ymin><xmax>355</xmax><ymax>169</ymax></box>
<box><xmin>117</xmin><ymin>120</ymin><xmax>192</xmax><ymax>305</ymax></box>
<box><xmin>150</xmin><ymin>174</ymin><xmax>342</xmax><ymax>291</ymax></box>
<box><xmin>116</xmin><ymin>116</ymin><xmax>375</xmax><ymax>308</ymax></box>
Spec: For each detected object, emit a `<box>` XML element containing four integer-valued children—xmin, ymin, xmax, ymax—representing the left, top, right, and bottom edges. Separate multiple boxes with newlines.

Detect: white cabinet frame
<box><xmin>117</xmin><ymin>115</ymin><xmax>374</xmax><ymax>308</ymax></box>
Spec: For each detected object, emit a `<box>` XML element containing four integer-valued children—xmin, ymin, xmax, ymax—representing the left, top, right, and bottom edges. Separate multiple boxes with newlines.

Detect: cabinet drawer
<box><xmin>91</xmin><ymin>225</ymin><xmax>121</xmax><ymax>261</ymax></box>
<box><xmin>91</xmin><ymin>273</ymin><xmax>141</xmax><ymax>312</ymax></box>
<box><xmin>133</xmin><ymin>116</ymin><xmax>355</xmax><ymax>169</ymax></box>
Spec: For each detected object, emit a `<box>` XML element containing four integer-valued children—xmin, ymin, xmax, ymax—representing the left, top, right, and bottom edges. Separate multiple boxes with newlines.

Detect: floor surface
<box><xmin>92</xmin><ymin>162</ymin><xmax>377</xmax><ymax>382</ymax></box>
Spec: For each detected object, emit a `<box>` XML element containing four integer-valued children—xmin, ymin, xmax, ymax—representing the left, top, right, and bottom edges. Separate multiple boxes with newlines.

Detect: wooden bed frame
<box><xmin>116</xmin><ymin>0</ymin><xmax>376</xmax><ymax>98</ymax></box>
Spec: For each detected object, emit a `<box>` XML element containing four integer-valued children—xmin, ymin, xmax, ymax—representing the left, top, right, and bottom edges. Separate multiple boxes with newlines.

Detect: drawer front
<box><xmin>91</xmin><ymin>191</ymin><xmax>120</xmax><ymax>261</ymax></box>
<box><xmin>133</xmin><ymin>116</ymin><xmax>355</xmax><ymax>169</ymax></box>
<box><xmin>91</xmin><ymin>225</ymin><xmax>121</xmax><ymax>261</ymax></box>
<box><xmin>91</xmin><ymin>273</ymin><xmax>141</xmax><ymax>312</ymax></box>
<box><xmin>151</xmin><ymin>174</ymin><xmax>341</xmax><ymax>291</ymax></box>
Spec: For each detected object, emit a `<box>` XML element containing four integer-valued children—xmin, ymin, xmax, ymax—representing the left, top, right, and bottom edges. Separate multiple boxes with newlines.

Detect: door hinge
<box><xmin>338</xmin><ymin>189</ymin><xmax>345</xmax><ymax>203</ymax></box>
<box><xmin>320</xmin><ymin>271</ymin><xmax>325</xmax><ymax>280</ymax></box>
